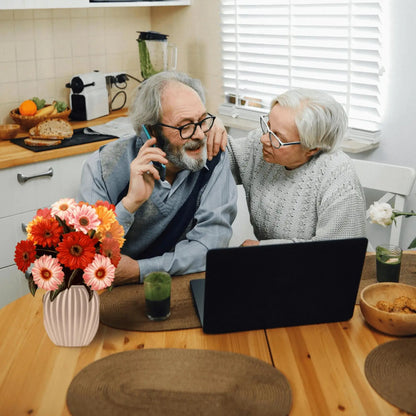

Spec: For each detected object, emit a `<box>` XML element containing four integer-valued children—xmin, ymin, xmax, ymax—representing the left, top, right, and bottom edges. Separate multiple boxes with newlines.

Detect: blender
<box><xmin>136</xmin><ymin>31</ymin><xmax>177</xmax><ymax>80</ymax></box>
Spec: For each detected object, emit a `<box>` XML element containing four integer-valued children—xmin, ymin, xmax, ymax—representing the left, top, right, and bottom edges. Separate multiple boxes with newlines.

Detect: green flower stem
<box><xmin>393</xmin><ymin>210</ymin><xmax>416</xmax><ymax>218</ymax></box>
<box><xmin>392</xmin><ymin>211</ymin><xmax>416</xmax><ymax>249</ymax></box>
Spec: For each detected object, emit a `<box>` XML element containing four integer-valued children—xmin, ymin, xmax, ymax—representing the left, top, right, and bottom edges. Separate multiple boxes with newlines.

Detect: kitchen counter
<box><xmin>0</xmin><ymin>109</ymin><xmax>128</xmax><ymax>170</ymax></box>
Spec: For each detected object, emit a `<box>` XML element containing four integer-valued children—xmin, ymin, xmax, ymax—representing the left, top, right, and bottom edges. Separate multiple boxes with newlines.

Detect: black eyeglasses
<box><xmin>156</xmin><ymin>113</ymin><xmax>216</xmax><ymax>140</ymax></box>
<box><xmin>260</xmin><ymin>115</ymin><xmax>301</xmax><ymax>149</ymax></box>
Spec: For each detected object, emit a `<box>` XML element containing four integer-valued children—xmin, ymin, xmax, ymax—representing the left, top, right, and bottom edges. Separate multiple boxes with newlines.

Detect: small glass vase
<box><xmin>42</xmin><ymin>285</ymin><xmax>99</xmax><ymax>347</ymax></box>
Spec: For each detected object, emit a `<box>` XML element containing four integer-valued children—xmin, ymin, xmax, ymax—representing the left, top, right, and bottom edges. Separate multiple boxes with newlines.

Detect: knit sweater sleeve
<box><xmin>227</xmin><ymin>129</ymin><xmax>262</xmax><ymax>187</ymax></box>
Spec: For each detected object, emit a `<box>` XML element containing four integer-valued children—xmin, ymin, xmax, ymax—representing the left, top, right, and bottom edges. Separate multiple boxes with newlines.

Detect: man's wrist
<box><xmin>122</xmin><ymin>196</ymin><xmax>139</xmax><ymax>214</ymax></box>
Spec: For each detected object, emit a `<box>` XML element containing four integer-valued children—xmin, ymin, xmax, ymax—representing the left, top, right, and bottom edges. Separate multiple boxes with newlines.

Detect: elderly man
<box><xmin>78</xmin><ymin>71</ymin><xmax>237</xmax><ymax>284</ymax></box>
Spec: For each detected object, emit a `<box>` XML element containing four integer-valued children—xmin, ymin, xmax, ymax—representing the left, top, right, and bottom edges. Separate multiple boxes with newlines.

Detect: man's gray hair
<box><xmin>129</xmin><ymin>71</ymin><xmax>206</xmax><ymax>136</ymax></box>
<box><xmin>272</xmin><ymin>88</ymin><xmax>348</xmax><ymax>152</ymax></box>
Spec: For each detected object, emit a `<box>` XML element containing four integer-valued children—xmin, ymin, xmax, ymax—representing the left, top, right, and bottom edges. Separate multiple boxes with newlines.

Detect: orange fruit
<box><xmin>19</xmin><ymin>100</ymin><xmax>37</xmax><ymax>116</ymax></box>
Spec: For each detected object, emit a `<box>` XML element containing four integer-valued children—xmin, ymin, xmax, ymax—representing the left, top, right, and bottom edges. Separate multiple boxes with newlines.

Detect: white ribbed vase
<box><xmin>42</xmin><ymin>285</ymin><xmax>100</xmax><ymax>347</ymax></box>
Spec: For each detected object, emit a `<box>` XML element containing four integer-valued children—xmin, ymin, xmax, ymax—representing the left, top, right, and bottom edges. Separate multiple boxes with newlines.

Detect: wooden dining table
<box><xmin>0</xmin><ymin>277</ymin><xmax>408</xmax><ymax>416</ymax></box>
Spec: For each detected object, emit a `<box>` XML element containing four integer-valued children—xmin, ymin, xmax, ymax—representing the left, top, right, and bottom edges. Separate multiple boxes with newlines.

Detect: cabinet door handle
<box><xmin>21</xmin><ymin>223</ymin><xmax>27</xmax><ymax>233</ymax></box>
<box><xmin>17</xmin><ymin>167</ymin><xmax>54</xmax><ymax>184</ymax></box>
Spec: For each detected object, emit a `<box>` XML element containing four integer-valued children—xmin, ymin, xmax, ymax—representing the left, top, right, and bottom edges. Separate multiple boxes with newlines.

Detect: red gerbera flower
<box><xmin>36</xmin><ymin>207</ymin><xmax>52</xmax><ymax>218</ymax></box>
<box><xmin>57</xmin><ymin>231</ymin><xmax>98</xmax><ymax>270</ymax></box>
<box><xmin>28</xmin><ymin>217</ymin><xmax>63</xmax><ymax>248</ymax></box>
<box><xmin>95</xmin><ymin>200</ymin><xmax>116</xmax><ymax>212</ymax></box>
<box><xmin>100</xmin><ymin>237</ymin><xmax>121</xmax><ymax>267</ymax></box>
<box><xmin>14</xmin><ymin>240</ymin><xmax>37</xmax><ymax>272</ymax></box>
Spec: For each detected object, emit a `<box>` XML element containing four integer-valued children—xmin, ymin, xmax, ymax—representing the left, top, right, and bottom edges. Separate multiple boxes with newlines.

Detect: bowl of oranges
<box><xmin>10</xmin><ymin>97</ymin><xmax>71</xmax><ymax>130</ymax></box>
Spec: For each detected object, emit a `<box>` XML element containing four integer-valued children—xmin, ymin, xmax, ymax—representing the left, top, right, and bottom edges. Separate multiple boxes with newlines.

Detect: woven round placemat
<box><xmin>364</xmin><ymin>338</ymin><xmax>416</xmax><ymax>414</ymax></box>
<box><xmin>100</xmin><ymin>273</ymin><xmax>202</xmax><ymax>331</ymax></box>
<box><xmin>67</xmin><ymin>348</ymin><xmax>292</xmax><ymax>416</ymax></box>
<box><xmin>357</xmin><ymin>251</ymin><xmax>416</xmax><ymax>304</ymax></box>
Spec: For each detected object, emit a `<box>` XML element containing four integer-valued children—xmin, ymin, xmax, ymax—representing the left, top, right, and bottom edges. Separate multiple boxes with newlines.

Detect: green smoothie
<box><xmin>376</xmin><ymin>245</ymin><xmax>402</xmax><ymax>282</ymax></box>
<box><xmin>144</xmin><ymin>272</ymin><xmax>171</xmax><ymax>320</ymax></box>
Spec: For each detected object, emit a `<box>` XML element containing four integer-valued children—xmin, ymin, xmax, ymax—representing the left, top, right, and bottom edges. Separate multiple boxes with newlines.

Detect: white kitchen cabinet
<box><xmin>0</xmin><ymin>152</ymin><xmax>90</xmax><ymax>309</ymax></box>
<box><xmin>0</xmin><ymin>0</ymin><xmax>190</xmax><ymax>10</ymax></box>
<box><xmin>0</xmin><ymin>265</ymin><xmax>29</xmax><ymax>309</ymax></box>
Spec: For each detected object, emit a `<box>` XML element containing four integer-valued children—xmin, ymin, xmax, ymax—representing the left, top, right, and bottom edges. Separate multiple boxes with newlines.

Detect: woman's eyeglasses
<box><xmin>260</xmin><ymin>115</ymin><xmax>301</xmax><ymax>149</ymax></box>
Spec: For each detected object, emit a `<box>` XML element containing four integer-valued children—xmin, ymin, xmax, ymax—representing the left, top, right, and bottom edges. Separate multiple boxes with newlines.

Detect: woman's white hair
<box><xmin>271</xmin><ymin>88</ymin><xmax>348</xmax><ymax>152</ymax></box>
<box><xmin>129</xmin><ymin>71</ymin><xmax>206</xmax><ymax>136</ymax></box>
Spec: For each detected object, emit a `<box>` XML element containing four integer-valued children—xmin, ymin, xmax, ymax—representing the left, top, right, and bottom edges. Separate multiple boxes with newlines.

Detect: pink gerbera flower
<box><xmin>32</xmin><ymin>255</ymin><xmax>64</xmax><ymax>291</ymax></box>
<box><xmin>67</xmin><ymin>204</ymin><xmax>101</xmax><ymax>234</ymax></box>
<box><xmin>51</xmin><ymin>198</ymin><xmax>76</xmax><ymax>222</ymax></box>
<box><xmin>83</xmin><ymin>254</ymin><xmax>115</xmax><ymax>290</ymax></box>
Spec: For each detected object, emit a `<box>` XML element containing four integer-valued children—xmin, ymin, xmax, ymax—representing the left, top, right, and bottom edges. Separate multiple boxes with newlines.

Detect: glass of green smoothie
<box><xmin>375</xmin><ymin>244</ymin><xmax>402</xmax><ymax>282</ymax></box>
<box><xmin>144</xmin><ymin>271</ymin><xmax>171</xmax><ymax>321</ymax></box>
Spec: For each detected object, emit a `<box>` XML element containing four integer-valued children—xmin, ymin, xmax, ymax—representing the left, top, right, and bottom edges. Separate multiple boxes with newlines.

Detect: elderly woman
<box><xmin>221</xmin><ymin>88</ymin><xmax>366</xmax><ymax>246</ymax></box>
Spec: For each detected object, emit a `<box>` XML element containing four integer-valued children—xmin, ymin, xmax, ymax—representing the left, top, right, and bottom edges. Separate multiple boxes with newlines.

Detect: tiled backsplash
<box><xmin>0</xmin><ymin>8</ymin><xmax>150</xmax><ymax>124</ymax></box>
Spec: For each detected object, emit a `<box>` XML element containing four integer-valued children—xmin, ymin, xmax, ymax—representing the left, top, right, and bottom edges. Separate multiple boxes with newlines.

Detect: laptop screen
<box><xmin>191</xmin><ymin>238</ymin><xmax>368</xmax><ymax>334</ymax></box>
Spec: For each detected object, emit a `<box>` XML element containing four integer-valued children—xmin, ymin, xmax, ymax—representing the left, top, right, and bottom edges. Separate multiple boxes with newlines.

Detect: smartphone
<box><xmin>142</xmin><ymin>125</ymin><xmax>166</xmax><ymax>181</ymax></box>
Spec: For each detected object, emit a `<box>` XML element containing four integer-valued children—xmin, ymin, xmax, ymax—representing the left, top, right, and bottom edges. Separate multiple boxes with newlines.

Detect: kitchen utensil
<box><xmin>0</xmin><ymin>124</ymin><xmax>20</xmax><ymax>140</ymax></box>
<box><xmin>360</xmin><ymin>282</ymin><xmax>416</xmax><ymax>336</ymax></box>
<box><xmin>136</xmin><ymin>31</ymin><xmax>177</xmax><ymax>79</ymax></box>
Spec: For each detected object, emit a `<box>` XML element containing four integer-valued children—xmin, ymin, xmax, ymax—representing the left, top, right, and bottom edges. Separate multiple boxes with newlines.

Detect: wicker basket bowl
<box><xmin>10</xmin><ymin>106</ymin><xmax>71</xmax><ymax>130</ymax></box>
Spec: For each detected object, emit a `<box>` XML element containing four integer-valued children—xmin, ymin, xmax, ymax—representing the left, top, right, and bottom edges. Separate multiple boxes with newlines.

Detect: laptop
<box><xmin>190</xmin><ymin>237</ymin><xmax>368</xmax><ymax>334</ymax></box>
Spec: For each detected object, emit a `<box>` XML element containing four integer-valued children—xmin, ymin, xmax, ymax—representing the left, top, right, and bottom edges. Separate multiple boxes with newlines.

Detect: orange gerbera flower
<box><xmin>95</xmin><ymin>205</ymin><xmax>116</xmax><ymax>233</ymax></box>
<box><xmin>27</xmin><ymin>217</ymin><xmax>63</xmax><ymax>247</ymax></box>
<box><xmin>100</xmin><ymin>237</ymin><xmax>121</xmax><ymax>267</ymax></box>
<box><xmin>14</xmin><ymin>240</ymin><xmax>37</xmax><ymax>272</ymax></box>
<box><xmin>57</xmin><ymin>231</ymin><xmax>98</xmax><ymax>270</ymax></box>
<box><xmin>100</xmin><ymin>221</ymin><xmax>125</xmax><ymax>248</ymax></box>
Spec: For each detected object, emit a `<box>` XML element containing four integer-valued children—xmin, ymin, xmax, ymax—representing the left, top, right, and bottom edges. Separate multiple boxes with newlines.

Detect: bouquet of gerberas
<box><xmin>14</xmin><ymin>198</ymin><xmax>125</xmax><ymax>301</ymax></box>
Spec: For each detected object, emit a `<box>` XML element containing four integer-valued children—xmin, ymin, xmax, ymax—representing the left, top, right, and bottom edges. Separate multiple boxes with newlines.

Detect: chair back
<box><xmin>353</xmin><ymin>159</ymin><xmax>416</xmax><ymax>250</ymax></box>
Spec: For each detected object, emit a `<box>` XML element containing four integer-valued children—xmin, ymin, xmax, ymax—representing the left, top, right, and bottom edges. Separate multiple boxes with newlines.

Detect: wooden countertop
<box><xmin>0</xmin><ymin>109</ymin><xmax>128</xmax><ymax>170</ymax></box>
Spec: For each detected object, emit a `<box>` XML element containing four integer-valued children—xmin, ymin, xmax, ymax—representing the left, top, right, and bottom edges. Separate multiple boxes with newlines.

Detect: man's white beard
<box><xmin>166</xmin><ymin>138</ymin><xmax>207</xmax><ymax>172</ymax></box>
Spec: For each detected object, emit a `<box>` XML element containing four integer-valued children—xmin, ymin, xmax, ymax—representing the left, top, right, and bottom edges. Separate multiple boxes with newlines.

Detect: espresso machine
<box><xmin>66</xmin><ymin>71</ymin><xmax>128</xmax><ymax>121</ymax></box>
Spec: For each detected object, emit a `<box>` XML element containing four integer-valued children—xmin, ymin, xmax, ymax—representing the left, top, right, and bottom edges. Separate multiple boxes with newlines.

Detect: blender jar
<box><xmin>136</xmin><ymin>31</ymin><xmax>177</xmax><ymax>80</ymax></box>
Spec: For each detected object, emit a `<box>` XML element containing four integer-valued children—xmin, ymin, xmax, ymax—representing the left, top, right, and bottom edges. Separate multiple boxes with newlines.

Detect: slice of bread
<box><xmin>30</xmin><ymin>118</ymin><xmax>73</xmax><ymax>139</ymax></box>
<box><xmin>24</xmin><ymin>137</ymin><xmax>62</xmax><ymax>147</ymax></box>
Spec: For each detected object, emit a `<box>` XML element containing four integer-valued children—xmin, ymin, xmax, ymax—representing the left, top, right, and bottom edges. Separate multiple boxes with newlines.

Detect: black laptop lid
<box><xmin>200</xmin><ymin>237</ymin><xmax>367</xmax><ymax>334</ymax></box>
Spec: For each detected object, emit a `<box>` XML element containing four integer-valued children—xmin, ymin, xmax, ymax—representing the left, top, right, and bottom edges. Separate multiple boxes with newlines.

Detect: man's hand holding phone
<box><xmin>122</xmin><ymin>136</ymin><xmax>168</xmax><ymax>214</ymax></box>
<box><xmin>143</xmin><ymin>125</ymin><xmax>166</xmax><ymax>181</ymax></box>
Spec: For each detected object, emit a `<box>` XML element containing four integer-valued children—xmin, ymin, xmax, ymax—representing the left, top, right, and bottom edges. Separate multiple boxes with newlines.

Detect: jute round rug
<box><xmin>364</xmin><ymin>338</ymin><xmax>416</xmax><ymax>415</ymax></box>
<box><xmin>357</xmin><ymin>251</ymin><xmax>416</xmax><ymax>304</ymax></box>
<box><xmin>100</xmin><ymin>273</ymin><xmax>202</xmax><ymax>331</ymax></box>
<box><xmin>66</xmin><ymin>348</ymin><xmax>292</xmax><ymax>416</ymax></box>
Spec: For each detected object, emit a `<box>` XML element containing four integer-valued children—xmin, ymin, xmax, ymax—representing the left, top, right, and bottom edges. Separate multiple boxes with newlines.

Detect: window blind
<box><xmin>220</xmin><ymin>0</ymin><xmax>384</xmax><ymax>133</ymax></box>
